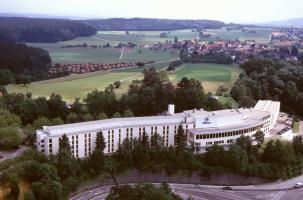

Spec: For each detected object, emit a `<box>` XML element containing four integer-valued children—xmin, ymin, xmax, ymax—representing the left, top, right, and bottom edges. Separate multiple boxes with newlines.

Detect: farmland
<box><xmin>27</xmin><ymin>30</ymin><xmax>188</xmax><ymax>64</ymax></box>
<box><xmin>204</xmin><ymin>27</ymin><xmax>276</xmax><ymax>43</ymax></box>
<box><xmin>7</xmin><ymin>63</ymin><xmax>240</xmax><ymax>102</ymax></box>
<box><xmin>27</xmin><ymin>27</ymin><xmax>275</xmax><ymax>64</ymax></box>
<box><xmin>28</xmin><ymin>43</ymin><xmax>179</xmax><ymax>64</ymax></box>
<box><xmin>7</xmin><ymin>28</ymin><xmax>274</xmax><ymax>101</ymax></box>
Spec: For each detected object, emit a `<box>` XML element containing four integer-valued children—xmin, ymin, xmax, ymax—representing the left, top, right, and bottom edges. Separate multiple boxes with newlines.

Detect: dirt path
<box><xmin>119</xmin><ymin>47</ymin><xmax>125</xmax><ymax>60</ymax></box>
<box><xmin>119</xmin><ymin>76</ymin><xmax>142</xmax><ymax>82</ymax></box>
<box><xmin>145</xmin><ymin>58</ymin><xmax>180</xmax><ymax>66</ymax></box>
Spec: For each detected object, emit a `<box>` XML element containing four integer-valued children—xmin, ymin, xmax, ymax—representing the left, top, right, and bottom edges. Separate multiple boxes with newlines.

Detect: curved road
<box><xmin>70</xmin><ymin>175</ymin><xmax>303</xmax><ymax>200</ymax></box>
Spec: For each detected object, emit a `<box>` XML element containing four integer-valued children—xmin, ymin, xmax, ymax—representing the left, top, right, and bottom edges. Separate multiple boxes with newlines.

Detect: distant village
<box><xmin>178</xmin><ymin>28</ymin><xmax>303</xmax><ymax>64</ymax></box>
<box><xmin>49</xmin><ymin>27</ymin><xmax>303</xmax><ymax>76</ymax></box>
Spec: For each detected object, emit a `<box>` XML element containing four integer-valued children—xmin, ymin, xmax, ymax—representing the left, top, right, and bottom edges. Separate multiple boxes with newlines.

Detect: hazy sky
<box><xmin>0</xmin><ymin>0</ymin><xmax>302</xmax><ymax>23</ymax></box>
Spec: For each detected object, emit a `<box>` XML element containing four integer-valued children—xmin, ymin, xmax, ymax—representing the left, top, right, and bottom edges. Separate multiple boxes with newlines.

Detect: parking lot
<box><xmin>269</xmin><ymin>113</ymin><xmax>297</xmax><ymax>140</ymax></box>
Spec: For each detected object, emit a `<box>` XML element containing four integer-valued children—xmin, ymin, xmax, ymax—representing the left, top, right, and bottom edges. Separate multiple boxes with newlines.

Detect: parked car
<box><xmin>222</xmin><ymin>186</ymin><xmax>233</xmax><ymax>190</ymax></box>
<box><xmin>294</xmin><ymin>182</ymin><xmax>303</xmax><ymax>188</ymax></box>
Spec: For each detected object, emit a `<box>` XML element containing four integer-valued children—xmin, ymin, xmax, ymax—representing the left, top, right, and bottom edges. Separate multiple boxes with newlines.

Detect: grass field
<box><xmin>203</xmin><ymin>27</ymin><xmax>276</xmax><ymax>43</ymax></box>
<box><xmin>28</xmin><ymin>43</ymin><xmax>179</xmax><ymax>64</ymax></box>
<box><xmin>7</xmin><ymin>71</ymin><xmax>142</xmax><ymax>101</ymax></box>
<box><xmin>168</xmin><ymin>63</ymin><xmax>241</xmax><ymax>92</ymax></box>
<box><xmin>27</xmin><ymin>30</ymin><xmax>190</xmax><ymax>64</ymax></box>
<box><xmin>7</xmin><ymin>63</ymin><xmax>240</xmax><ymax>102</ymax></box>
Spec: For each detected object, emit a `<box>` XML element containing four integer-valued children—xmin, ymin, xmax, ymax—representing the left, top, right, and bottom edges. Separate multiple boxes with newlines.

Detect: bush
<box><xmin>136</xmin><ymin>62</ymin><xmax>145</xmax><ymax>67</ymax></box>
<box><xmin>114</xmin><ymin>81</ymin><xmax>121</xmax><ymax>88</ymax></box>
<box><xmin>167</xmin><ymin>60</ymin><xmax>183</xmax><ymax>71</ymax></box>
<box><xmin>0</xmin><ymin>127</ymin><xmax>22</xmax><ymax>149</ymax></box>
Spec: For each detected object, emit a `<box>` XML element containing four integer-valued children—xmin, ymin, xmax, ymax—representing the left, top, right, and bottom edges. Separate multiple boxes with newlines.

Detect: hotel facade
<box><xmin>36</xmin><ymin>100</ymin><xmax>280</xmax><ymax>158</ymax></box>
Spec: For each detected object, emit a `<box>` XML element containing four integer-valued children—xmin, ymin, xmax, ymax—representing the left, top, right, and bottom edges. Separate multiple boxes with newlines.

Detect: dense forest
<box><xmin>0</xmin><ymin>38</ymin><xmax>52</xmax><ymax>84</ymax></box>
<box><xmin>230</xmin><ymin>58</ymin><xmax>303</xmax><ymax>116</ymax></box>
<box><xmin>0</xmin><ymin>17</ymin><xmax>97</xmax><ymax>43</ymax></box>
<box><xmin>0</xmin><ymin>17</ymin><xmax>224</xmax><ymax>43</ymax></box>
<box><xmin>83</xmin><ymin>18</ymin><xmax>225</xmax><ymax>31</ymax></box>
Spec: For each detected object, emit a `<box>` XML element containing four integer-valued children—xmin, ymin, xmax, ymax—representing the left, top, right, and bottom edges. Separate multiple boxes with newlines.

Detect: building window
<box><xmin>206</xmin><ymin>142</ymin><xmax>212</xmax><ymax>146</ymax></box>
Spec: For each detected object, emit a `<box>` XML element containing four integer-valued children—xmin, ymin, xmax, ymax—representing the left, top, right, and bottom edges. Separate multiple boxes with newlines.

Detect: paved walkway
<box><xmin>0</xmin><ymin>146</ymin><xmax>28</xmax><ymax>162</ymax></box>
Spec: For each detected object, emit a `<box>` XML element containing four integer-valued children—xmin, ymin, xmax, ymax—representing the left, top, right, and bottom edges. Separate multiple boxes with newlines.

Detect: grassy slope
<box><xmin>7</xmin><ymin>72</ymin><xmax>142</xmax><ymax>101</ymax></box>
<box><xmin>7</xmin><ymin>63</ymin><xmax>240</xmax><ymax>102</ymax></box>
<box><xmin>169</xmin><ymin>63</ymin><xmax>240</xmax><ymax>92</ymax></box>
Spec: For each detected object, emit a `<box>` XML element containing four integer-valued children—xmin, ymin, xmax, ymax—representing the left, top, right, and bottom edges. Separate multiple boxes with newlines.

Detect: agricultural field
<box><xmin>204</xmin><ymin>27</ymin><xmax>276</xmax><ymax>43</ymax></box>
<box><xmin>9</xmin><ymin>28</ymin><xmax>266</xmax><ymax>102</ymax></box>
<box><xmin>27</xmin><ymin>28</ymin><xmax>275</xmax><ymax>64</ymax></box>
<box><xmin>27</xmin><ymin>30</ymin><xmax>192</xmax><ymax>64</ymax></box>
<box><xmin>28</xmin><ymin>43</ymin><xmax>179</xmax><ymax>64</ymax></box>
<box><xmin>7</xmin><ymin>63</ymin><xmax>241</xmax><ymax>102</ymax></box>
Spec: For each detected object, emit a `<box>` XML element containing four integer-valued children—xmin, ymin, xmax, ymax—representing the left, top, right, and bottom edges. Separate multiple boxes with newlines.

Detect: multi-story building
<box><xmin>36</xmin><ymin>100</ymin><xmax>280</xmax><ymax>158</ymax></box>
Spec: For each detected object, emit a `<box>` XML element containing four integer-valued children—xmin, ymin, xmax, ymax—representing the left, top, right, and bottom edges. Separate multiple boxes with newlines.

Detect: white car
<box><xmin>294</xmin><ymin>182</ymin><xmax>303</xmax><ymax>188</ymax></box>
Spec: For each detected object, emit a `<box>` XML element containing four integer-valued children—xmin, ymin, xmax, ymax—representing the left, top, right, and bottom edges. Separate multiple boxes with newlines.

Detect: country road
<box><xmin>70</xmin><ymin>175</ymin><xmax>303</xmax><ymax>200</ymax></box>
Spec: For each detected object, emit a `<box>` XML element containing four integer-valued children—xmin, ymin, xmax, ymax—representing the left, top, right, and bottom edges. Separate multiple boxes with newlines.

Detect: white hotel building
<box><xmin>36</xmin><ymin>100</ymin><xmax>280</xmax><ymax>158</ymax></box>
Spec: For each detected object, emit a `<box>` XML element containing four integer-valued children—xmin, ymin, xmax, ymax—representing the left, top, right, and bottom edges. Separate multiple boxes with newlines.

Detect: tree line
<box><xmin>230</xmin><ymin>58</ymin><xmax>303</xmax><ymax>116</ymax></box>
<box><xmin>0</xmin><ymin>38</ymin><xmax>52</xmax><ymax>84</ymax></box>
<box><xmin>0</xmin><ymin>17</ymin><xmax>97</xmax><ymax>43</ymax></box>
<box><xmin>106</xmin><ymin>183</ymin><xmax>182</xmax><ymax>200</ymax></box>
<box><xmin>0</xmin><ymin>17</ymin><xmax>223</xmax><ymax>43</ymax></box>
<box><xmin>83</xmin><ymin>18</ymin><xmax>224</xmax><ymax>31</ymax></box>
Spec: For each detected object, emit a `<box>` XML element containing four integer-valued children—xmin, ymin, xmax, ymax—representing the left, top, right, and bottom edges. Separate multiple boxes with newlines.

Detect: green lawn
<box><xmin>7</xmin><ymin>72</ymin><xmax>142</xmax><ymax>102</ymax></box>
<box><xmin>168</xmin><ymin>63</ymin><xmax>240</xmax><ymax>92</ymax></box>
<box><xmin>7</xmin><ymin>63</ymin><xmax>240</xmax><ymax>102</ymax></box>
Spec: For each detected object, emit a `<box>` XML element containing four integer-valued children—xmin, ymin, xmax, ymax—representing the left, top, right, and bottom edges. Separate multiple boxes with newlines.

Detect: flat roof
<box><xmin>37</xmin><ymin>100</ymin><xmax>277</xmax><ymax>137</ymax></box>
<box><xmin>41</xmin><ymin>115</ymin><xmax>185</xmax><ymax>136</ymax></box>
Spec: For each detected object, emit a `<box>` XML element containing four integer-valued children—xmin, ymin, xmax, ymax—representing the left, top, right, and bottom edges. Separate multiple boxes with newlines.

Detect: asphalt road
<box><xmin>70</xmin><ymin>175</ymin><xmax>303</xmax><ymax>200</ymax></box>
